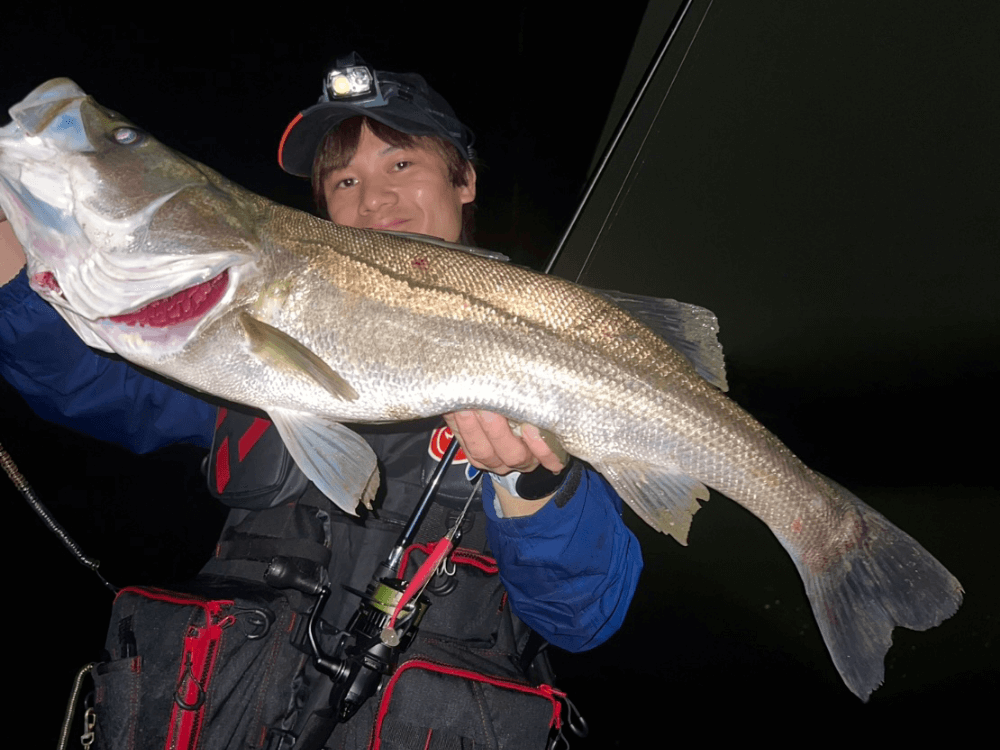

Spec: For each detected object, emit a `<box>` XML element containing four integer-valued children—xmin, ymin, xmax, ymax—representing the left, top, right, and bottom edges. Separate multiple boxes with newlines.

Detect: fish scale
<box><xmin>0</xmin><ymin>77</ymin><xmax>961</xmax><ymax>701</ymax></box>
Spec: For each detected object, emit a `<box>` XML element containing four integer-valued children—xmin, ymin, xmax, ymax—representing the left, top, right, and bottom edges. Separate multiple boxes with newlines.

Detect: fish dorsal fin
<box><xmin>595</xmin><ymin>457</ymin><xmax>710</xmax><ymax>545</ymax></box>
<box><xmin>268</xmin><ymin>408</ymin><xmax>379</xmax><ymax>514</ymax></box>
<box><xmin>597</xmin><ymin>291</ymin><xmax>728</xmax><ymax>392</ymax></box>
<box><xmin>384</xmin><ymin>230</ymin><xmax>511</xmax><ymax>263</ymax></box>
<box><xmin>239</xmin><ymin>312</ymin><xmax>359</xmax><ymax>401</ymax></box>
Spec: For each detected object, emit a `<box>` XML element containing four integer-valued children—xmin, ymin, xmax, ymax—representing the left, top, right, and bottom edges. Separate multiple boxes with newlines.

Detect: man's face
<box><xmin>322</xmin><ymin>124</ymin><xmax>475</xmax><ymax>243</ymax></box>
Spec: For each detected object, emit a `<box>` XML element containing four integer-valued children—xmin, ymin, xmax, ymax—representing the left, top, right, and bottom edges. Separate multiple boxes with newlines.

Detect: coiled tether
<box><xmin>1</xmin><ymin>440</ymin><xmax>117</xmax><ymax>593</ymax></box>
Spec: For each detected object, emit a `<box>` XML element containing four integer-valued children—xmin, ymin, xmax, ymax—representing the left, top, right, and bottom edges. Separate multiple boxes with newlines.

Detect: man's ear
<box><xmin>459</xmin><ymin>163</ymin><xmax>477</xmax><ymax>205</ymax></box>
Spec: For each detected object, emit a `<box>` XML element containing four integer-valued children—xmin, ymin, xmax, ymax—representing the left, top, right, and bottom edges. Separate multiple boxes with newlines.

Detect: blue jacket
<box><xmin>1</xmin><ymin>268</ymin><xmax>641</xmax><ymax>650</ymax></box>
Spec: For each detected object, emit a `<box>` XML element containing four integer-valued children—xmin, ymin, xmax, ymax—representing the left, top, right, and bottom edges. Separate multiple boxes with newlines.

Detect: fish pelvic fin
<box><xmin>268</xmin><ymin>408</ymin><xmax>380</xmax><ymax>514</ymax></box>
<box><xmin>240</xmin><ymin>312</ymin><xmax>359</xmax><ymax>401</ymax></box>
<box><xmin>596</xmin><ymin>458</ymin><xmax>710</xmax><ymax>545</ymax></box>
<box><xmin>789</xmin><ymin>481</ymin><xmax>963</xmax><ymax>701</ymax></box>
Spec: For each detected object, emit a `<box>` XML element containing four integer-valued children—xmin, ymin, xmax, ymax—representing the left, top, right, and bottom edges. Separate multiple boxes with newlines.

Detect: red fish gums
<box><xmin>32</xmin><ymin>270</ymin><xmax>229</xmax><ymax>328</ymax></box>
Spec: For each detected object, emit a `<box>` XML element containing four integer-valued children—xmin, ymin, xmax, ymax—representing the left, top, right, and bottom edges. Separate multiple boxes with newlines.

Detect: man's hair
<box><xmin>311</xmin><ymin>117</ymin><xmax>476</xmax><ymax>242</ymax></box>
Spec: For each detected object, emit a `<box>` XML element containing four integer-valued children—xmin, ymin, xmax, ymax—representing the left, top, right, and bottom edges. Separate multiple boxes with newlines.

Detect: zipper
<box><xmin>369</xmin><ymin>657</ymin><xmax>565</xmax><ymax>750</ymax></box>
<box><xmin>116</xmin><ymin>585</ymin><xmax>235</xmax><ymax>614</ymax></box>
<box><xmin>116</xmin><ymin>587</ymin><xmax>234</xmax><ymax>750</ymax></box>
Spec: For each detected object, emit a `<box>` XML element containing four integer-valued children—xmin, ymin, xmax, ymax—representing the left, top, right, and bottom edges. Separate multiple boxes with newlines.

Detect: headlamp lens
<box><xmin>326</xmin><ymin>66</ymin><xmax>374</xmax><ymax>99</ymax></box>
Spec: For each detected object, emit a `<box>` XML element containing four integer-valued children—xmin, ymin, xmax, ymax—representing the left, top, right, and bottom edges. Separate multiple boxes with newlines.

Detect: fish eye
<box><xmin>110</xmin><ymin>127</ymin><xmax>143</xmax><ymax>146</ymax></box>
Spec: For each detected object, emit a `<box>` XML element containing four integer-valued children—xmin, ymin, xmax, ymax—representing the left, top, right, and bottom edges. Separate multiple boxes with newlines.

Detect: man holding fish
<box><xmin>0</xmin><ymin>55</ymin><xmax>641</xmax><ymax>747</ymax></box>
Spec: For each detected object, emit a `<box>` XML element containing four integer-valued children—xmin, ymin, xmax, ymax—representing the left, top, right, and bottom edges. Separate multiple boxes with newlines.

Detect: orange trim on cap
<box><xmin>277</xmin><ymin>112</ymin><xmax>304</xmax><ymax>169</ymax></box>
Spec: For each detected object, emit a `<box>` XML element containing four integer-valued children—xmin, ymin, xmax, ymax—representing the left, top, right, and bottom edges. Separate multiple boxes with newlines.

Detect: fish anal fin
<box><xmin>597</xmin><ymin>458</ymin><xmax>710</xmax><ymax>545</ymax></box>
<box><xmin>268</xmin><ymin>408</ymin><xmax>379</xmax><ymax>514</ymax></box>
<box><xmin>240</xmin><ymin>312</ymin><xmax>359</xmax><ymax>401</ymax></box>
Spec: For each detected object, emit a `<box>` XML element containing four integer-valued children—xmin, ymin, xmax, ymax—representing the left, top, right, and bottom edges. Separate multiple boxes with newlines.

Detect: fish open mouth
<box><xmin>106</xmin><ymin>270</ymin><xmax>230</xmax><ymax>327</ymax></box>
<box><xmin>31</xmin><ymin>266</ymin><xmax>235</xmax><ymax>355</ymax></box>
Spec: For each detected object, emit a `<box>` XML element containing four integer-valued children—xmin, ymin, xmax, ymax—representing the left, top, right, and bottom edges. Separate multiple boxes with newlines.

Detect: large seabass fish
<box><xmin>0</xmin><ymin>78</ymin><xmax>961</xmax><ymax>700</ymax></box>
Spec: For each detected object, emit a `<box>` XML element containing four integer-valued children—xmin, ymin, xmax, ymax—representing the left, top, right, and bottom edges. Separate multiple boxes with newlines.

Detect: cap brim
<box><xmin>278</xmin><ymin>100</ymin><xmax>470</xmax><ymax>177</ymax></box>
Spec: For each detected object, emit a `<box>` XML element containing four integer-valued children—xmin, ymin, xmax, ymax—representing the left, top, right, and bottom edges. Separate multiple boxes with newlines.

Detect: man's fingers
<box><xmin>444</xmin><ymin>410</ymin><xmax>539</xmax><ymax>474</ymax></box>
<box><xmin>443</xmin><ymin>411</ymin><xmax>568</xmax><ymax>476</ymax></box>
<box><xmin>519</xmin><ymin>423</ymin><xmax>566</xmax><ymax>473</ymax></box>
<box><xmin>474</xmin><ymin>411</ymin><xmax>539</xmax><ymax>472</ymax></box>
<box><xmin>444</xmin><ymin>410</ymin><xmax>511</xmax><ymax>472</ymax></box>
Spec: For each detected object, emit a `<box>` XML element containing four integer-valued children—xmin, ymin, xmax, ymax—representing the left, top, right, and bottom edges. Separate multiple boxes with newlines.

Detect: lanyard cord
<box><xmin>1</xmin><ymin>440</ymin><xmax>117</xmax><ymax>593</ymax></box>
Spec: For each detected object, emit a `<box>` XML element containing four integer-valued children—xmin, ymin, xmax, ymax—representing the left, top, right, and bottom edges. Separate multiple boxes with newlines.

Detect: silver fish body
<box><xmin>0</xmin><ymin>78</ymin><xmax>961</xmax><ymax>701</ymax></box>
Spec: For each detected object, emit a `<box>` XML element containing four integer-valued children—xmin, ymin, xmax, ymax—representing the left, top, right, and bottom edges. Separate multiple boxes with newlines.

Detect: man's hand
<box><xmin>443</xmin><ymin>410</ymin><xmax>567</xmax><ymax>519</ymax></box>
<box><xmin>443</xmin><ymin>410</ymin><xmax>565</xmax><ymax>475</ymax></box>
<box><xmin>0</xmin><ymin>212</ymin><xmax>27</xmax><ymax>285</ymax></box>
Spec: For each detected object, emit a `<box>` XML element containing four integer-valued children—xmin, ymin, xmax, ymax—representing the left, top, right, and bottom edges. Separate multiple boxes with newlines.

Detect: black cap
<box><xmin>278</xmin><ymin>52</ymin><xmax>476</xmax><ymax>177</ymax></box>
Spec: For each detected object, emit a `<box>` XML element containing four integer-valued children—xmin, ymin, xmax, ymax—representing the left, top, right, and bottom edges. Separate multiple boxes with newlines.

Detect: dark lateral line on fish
<box><xmin>309</xmin><ymin>241</ymin><xmax>567</xmax><ymax>336</ymax></box>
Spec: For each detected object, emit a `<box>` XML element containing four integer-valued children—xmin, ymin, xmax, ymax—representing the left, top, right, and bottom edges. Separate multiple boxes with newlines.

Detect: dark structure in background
<box><xmin>2</xmin><ymin>2</ymin><xmax>995</xmax><ymax>746</ymax></box>
<box><xmin>548</xmin><ymin>3</ymin><xmax>996</xmax><ymax>739</ymax></box>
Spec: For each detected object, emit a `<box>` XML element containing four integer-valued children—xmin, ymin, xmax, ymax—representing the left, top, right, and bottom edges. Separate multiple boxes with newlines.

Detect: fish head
<box><xmin>0</xmin><ymin>78</ymin><xmax>260</xmax><ymax>358</ymax></box>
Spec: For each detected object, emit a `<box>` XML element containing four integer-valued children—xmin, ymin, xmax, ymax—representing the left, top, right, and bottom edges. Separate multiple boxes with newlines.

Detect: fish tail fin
<box><xmin>792</xmin><ymin>482</ymin><xmax>962</xmax><ymax>701</ymax></box>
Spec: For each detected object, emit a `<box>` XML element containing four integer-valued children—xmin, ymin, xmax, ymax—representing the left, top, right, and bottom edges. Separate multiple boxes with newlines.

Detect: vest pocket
<box><xmin>93</xmin><ymin>656</ymin><xmax>142</xmax><ymax>749</ymax></box>
<box><xmin>368</xmin><ymin>658</ymin><xmax>563</xmax><ymax>750</ymax></box>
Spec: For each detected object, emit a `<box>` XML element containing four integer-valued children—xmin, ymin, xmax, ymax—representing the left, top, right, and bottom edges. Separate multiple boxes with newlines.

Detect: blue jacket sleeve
<box><xmin>482</xmin><ymin>467</ymin><xmax>642</xmax><ymax>652</ymax></box>
<box><xmin>1</xmin><ymin>268</ymin><xmax>215</xmax><ymax>451</ymax></box>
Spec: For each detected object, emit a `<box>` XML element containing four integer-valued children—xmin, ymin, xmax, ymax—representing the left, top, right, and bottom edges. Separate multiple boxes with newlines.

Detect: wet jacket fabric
<box><xmin>0</xmin><ymin>268</ymin><xmax>217</xmax><ymax>452</ymax></box>
<box><xmin>1</xmin><ymin>268</ymin><xmax>642</xmax><ymax>651</ymax></box>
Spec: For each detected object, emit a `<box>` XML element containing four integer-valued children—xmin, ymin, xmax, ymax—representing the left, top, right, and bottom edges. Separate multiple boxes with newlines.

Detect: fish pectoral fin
<box><xmin>595</xmin><ymin>290</ymin><xmax>728</xmax><ymax>392</ymax></box>
<box><xmin>595</xmin><ymin>458</ymin><xmax>709</xmax><ymax>545</ymax></box>
<box><xmin>240</xmin><ymin>312</ymin><xmax>359</xmax><ymax>401</ymax></box>
<box><xmin>268</xmin><ymin>408</ymin><xmax>379</xmax><ymax>514</ymax></box>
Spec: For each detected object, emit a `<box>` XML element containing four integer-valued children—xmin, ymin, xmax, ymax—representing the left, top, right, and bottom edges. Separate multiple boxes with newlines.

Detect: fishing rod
<box><xmin>381</xmin><ymin>436</ymin><xmax>461</xmax><ymax>576</ymax></box>
<box><xmin>264</xmin><ymin>437</ymin><xmax>473</xmax><ymax>744</ymax></box>
<box><xmin>544</xmin><ymin>0</ymin><xmax>712</xmax><ymax>277</ymax></box>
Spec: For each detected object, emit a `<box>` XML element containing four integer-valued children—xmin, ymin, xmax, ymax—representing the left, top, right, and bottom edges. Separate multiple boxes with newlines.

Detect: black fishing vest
<box><xmin>197</xmin><ymin>407</ymin><xmax>562</xmax><ymax>750</ymax></box>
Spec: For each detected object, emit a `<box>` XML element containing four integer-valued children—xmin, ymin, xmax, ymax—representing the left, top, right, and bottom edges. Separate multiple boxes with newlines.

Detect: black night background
<box><xmin>2</xmin><ymin>2</ymin><xmax>996</xmax><ymax>746</ymax></box>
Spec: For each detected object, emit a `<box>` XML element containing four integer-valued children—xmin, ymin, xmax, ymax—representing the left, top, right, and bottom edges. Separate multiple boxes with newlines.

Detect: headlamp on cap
<box><xmin>278</xmin><ymin>52</ymin><xmax>476</xmax><ymax>177</ymax></box>
<box><xmin>325</xmin><ymin>63</ymin><xmax>382</xmax><ymax>104</ymax></box>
